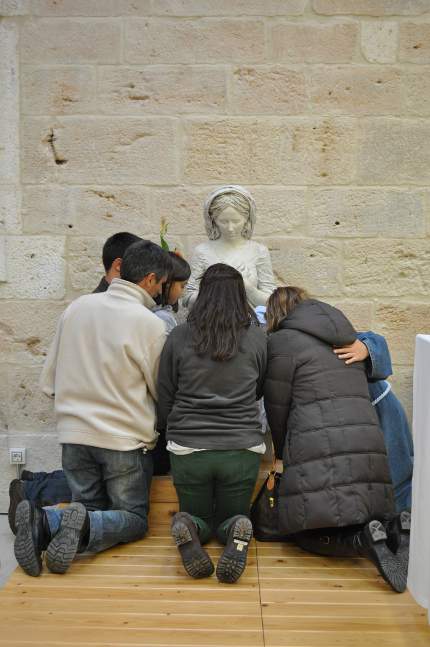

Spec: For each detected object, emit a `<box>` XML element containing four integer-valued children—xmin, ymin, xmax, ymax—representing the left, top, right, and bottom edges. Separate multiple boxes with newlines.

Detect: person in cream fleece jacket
<box><xmin>13</xmin><ymin>241</ymin><xmax>172</xmax><ymax>578</ymax></box>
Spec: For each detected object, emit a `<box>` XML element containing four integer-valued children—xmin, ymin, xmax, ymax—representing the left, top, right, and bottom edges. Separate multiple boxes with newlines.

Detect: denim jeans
<box><xmin>359</xmin><ymin>331</ymin><xmax>414</xmax><ymax>512</ymax></box>
<box><xmin>23</xmin><ymin>470</ymin><xmax>72</xmax><ymax>506</ymax></box>
<box><xmin>44</xmin><ymin>444</ymin><xmax>153</xmax><ymax>554</ymax></box>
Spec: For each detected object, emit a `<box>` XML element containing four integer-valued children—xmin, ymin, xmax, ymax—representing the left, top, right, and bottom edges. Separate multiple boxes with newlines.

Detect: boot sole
<box><xmin>366</xmin><ymin>522</ymin><xmax>407</xmax><ymax>594</ymax></box>
<box><xmin>172</xmin><ymin>521</ymin><xmax>214</xmax><ymax>579</ymax></box>
<box><xmin>8</xmin><ymin>480</ymin><xmax>24</xmax><ymax>536</ymax></box>
<box><xmin>14</xmin><ymin>500</ymin><xmax>42</xmax><ymax>577</ymax></box>
<box><xmin>216</xmin><ymin>517</ymin><xmax>253</xmax><ymax>584</ymax></box>
<box><xmin>46</xmin><ymin>503</ymin><xmax>86</xmax><ymax>574</ymax></box>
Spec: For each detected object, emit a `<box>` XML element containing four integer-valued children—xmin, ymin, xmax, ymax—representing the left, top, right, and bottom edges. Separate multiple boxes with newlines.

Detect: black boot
<box><xmin>46</xmin><ymin>502</ymin><xmax>89</xmax><ymax>575</ymax></box>
<box><xmin>216</xmin><ymin>515</ymin><xmax>253</xmax><ymax>584</ymax></box>
<box><xmin>354</xmin><ymin>520</ymin><xmax>407</xmax><ymax>593</ymax></box>
<box><xmin>8</xmin><ymin>479</ymin><xmax>26</xmax><ymax>535</ymax></box>
<box><xmin>14</xmin><ymin>500</ymin><xmax>51</xmax><ymax>577</ymax></box>
<box><xmin>171</xmin><ymin>512</ymin><xmax>214</xmax><ymax>579</ymax></box>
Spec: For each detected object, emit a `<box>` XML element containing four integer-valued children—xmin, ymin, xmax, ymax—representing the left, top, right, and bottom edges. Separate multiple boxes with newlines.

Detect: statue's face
<box><xmin>215</xmin><ymin>206</ymin><xmax>246</xmax><ymax>241</ymax></box>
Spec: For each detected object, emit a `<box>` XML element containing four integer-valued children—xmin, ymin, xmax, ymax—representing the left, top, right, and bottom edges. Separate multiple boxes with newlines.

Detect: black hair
<box><xmin>161</xmin><ymin>252</ymin><xmax>191</xmax><ymax>311</ymax></box>
<box><xmin>188</xmin><ymin>263</ymin><xmax>258</xmax><ymax>362</ymax></box>
<box><xmin>120</xmin><ymin>241</ymin><xmax>173</xmax><ymax>284</ymax></box>
<box><xmin>102</xmin><ymin>232</ymin><xmax>143</xmax><ymax>272</ymax></box>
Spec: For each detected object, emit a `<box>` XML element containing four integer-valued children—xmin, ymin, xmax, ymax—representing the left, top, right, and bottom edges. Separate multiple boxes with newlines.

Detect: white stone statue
<box><xmin>184</xmin><ymin>185</ymin><xmax>276</xmax><ymax>308</ymax></box>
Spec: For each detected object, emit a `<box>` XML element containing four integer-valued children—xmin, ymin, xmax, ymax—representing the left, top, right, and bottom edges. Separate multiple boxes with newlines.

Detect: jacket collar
<box><xmin>108</xmin><ymin>278</ymin><xmax>156</xmax><ymax>309</ymax></box>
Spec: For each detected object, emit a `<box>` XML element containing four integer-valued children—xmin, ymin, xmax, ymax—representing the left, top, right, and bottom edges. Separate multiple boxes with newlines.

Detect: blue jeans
<box><xmin>44</xmin><ymin>444</ymin><xmax>153</xmax><ymax>554</ymax></box>
<box><xmin>24</xmin><ymin>470</ymin><xmax>72</xmax><ymax>506</ymax></box>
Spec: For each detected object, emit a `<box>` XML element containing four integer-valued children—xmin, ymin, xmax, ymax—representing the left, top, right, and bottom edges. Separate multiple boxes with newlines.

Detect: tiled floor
<box><xmin>0</xmin><ymin>515</ymin><xmax>16</xmax><ymax>589</ymax></box>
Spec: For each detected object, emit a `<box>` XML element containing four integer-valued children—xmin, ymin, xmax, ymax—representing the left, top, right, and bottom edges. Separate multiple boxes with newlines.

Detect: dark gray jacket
<box><xmin>264</xmin><ymin>299</ymin><xmax>394</xmax><ymax>535</ymax></box>
<box><xmin>157</xmin><ymin>323</ymin><xmax>267</xmax><ymax>450</ymax></box>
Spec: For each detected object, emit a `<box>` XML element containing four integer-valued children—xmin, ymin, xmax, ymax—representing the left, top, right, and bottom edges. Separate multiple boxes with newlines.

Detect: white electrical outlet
<box><xmin>9</xmin><ymin>448</ymin><xmax>26</xmax><ymax>465</ymax></box>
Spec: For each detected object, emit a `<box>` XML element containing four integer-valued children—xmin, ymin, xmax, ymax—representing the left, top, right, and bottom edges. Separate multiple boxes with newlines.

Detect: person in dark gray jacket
<box><xmin>264</xmin><ymin>287</ymin><xmax>409</xmax><ymax>593</ymax></box>
<box><xmin>157</xmin><ymin>264</ymin><xmax>267</xmax><ymax>584</ymax></box>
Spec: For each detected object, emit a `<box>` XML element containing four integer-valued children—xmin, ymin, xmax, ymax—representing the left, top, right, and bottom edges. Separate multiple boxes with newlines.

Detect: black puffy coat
<box><xmin>264</xmin><ymin>299</ymin><xmax>394</xmax><ymax>535</ymax></box>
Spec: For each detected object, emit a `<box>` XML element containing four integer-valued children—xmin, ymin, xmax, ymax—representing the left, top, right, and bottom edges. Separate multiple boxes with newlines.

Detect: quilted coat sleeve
<box><xmin>264</xmin><ymin>333</ymin><xmax>296</xmax><ymax>460</ymax></box>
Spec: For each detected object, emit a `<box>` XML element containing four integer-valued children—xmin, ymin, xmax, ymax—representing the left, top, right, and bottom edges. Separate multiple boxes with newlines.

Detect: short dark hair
<box><xmin>188</xmin><ymin>263</ymin><xmax>258</xmax><ymax>361</ymax></box>
<box><xmin>102</xmin><ymin>232</ymin><xmax>143</xmax><ymax>271</ymax></box>
<box><xmin>120</xmin><ymin>241</ymin><xmax>173</xmax><ymax>284</ymax></box>
<box><xmin>161</xmin><ymin>252</ymin><xmax>191</xmax><ymax>309</ymax></box>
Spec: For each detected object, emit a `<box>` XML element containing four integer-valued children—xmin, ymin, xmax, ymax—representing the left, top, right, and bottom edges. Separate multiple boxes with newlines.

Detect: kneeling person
<box><xmin>14</xmin><ymin>241</ymin><xmax>172</xmax><ymax>577</ymax></box>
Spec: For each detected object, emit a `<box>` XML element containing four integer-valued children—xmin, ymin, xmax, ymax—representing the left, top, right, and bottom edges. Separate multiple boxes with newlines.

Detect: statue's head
<box><xmin>204</xmin><ymin>185</ymin><xmax>256</xmax><ymax>241</ymax></box>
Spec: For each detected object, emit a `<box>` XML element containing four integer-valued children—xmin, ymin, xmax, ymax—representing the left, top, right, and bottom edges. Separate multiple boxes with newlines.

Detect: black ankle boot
<box><xmin>171</xmin><ymin>512</ymin><xmax>214</xmax><ymax>579</ymax></box>
<box><xmin>14</xmin><ymin>500</ymin><xmax>51</xmax><ymax>577</ymax></box>
<box><xmin>46</xmin><ymin>502</ymin><xmax>89</xmax><ymax>574</ymax></box>
<box><xmin>216</xmin><ymin>515</ymin><xmax>253</xmax><ymax>584</ymax></box>
<box><xmin>8</xmin><ymin>479</ymin><xmax>26</xmax><ymax>535</ymax></box>
<box><xmin>354</xmin><ymin>520</ymin><xmax>407</xmax><ymax>593</ymax></box>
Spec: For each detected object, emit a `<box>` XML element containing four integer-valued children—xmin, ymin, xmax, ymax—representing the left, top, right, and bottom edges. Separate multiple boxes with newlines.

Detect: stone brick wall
<box><xmin>1</xmin><ymin>0</ymin><xmax>429</xmax><ymax>509</ymax></box>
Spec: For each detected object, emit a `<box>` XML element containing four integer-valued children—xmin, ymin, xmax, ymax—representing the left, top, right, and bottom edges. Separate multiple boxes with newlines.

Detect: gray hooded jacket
<box><xmin>264</xmin><ymin>299</ymin><xmax>394</xmax><ymax>535</ymax></box>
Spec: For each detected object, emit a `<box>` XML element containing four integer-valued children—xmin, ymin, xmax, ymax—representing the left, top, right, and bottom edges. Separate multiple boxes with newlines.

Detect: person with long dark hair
<box><xmin>153</xmin><ymin>251</ymin><xmax>191</xmax><ymax>333</ymax></box>
<box><xmin>264</xmin><ymin>287</ymin><xmax>409</xmax><ymax>593</ymax></box>
<box><xmin>156</xmin><ymin>263</ymin><xmax>267</xmax><ymax>583</ymax></box>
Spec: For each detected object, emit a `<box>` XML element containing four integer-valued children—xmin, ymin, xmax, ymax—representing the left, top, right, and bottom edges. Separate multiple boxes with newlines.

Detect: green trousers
<box><xmin>170</xmin><ymin>449</ymin><xmax>261</xmax><ymax>544</ymax></box>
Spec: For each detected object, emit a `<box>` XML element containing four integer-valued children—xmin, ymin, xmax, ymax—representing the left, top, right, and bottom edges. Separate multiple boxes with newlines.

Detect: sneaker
<box><xmin>171</xmin><ymin>512</ymin><xmax>214</xmax><ymax>579</ymax></box>
<box><xmin>14</xmin><ymin>500</ymin><xmax>51</xmax><ymax>577</ymax></box>
<box><xmin>216</xmin><ymin>516</ymin><xmax>253</xmax><ymax>584</ymax></box>
<box><xmin>360</xmin><ymin>520</ymin><xmax>407</xmax><ymax>593</ymax></box>
<box><xmin>45</xmin><ymin>503</ymin><xmax>88</xmax><ymax>575</ymax></box>
<box><xmin>8</xmin><ymin>479</ymin><xmax>25</xmax><ymax>535</ymax></box>
<box><xmin>387</xmin><ymin>511</ymin><xmax>410</xmax><ymax>581</ymax></box>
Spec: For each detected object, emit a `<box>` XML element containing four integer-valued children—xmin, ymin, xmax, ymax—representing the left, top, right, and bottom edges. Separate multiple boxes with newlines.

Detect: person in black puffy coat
<box><xmin>264</xmin><ymin>286</ymin><xmax>409</xmax><ymax>593</ymax></box>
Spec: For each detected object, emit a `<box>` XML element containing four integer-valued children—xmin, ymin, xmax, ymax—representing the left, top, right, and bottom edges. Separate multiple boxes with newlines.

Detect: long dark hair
<box><xmin>188</xmin><ymin>263</ymin><xmax>258</xmax><ymax>361</ymax></box>
<box><xmin>161</xmin><ymin>252</ymin><xmax>191</xmax><ymax>311</ymax></box>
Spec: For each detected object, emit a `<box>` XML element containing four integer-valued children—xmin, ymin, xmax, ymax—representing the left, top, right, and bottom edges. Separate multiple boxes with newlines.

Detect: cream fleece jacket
<box><xmin>40</xmin><ymin>279</ymin><xmax>166</xmax><ymax>451</ymax></box>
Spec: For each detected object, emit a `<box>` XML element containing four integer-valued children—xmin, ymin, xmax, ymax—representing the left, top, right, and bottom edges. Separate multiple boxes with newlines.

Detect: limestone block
<box><xmin>0</xmin><ymin>187</ymin><xmax>21</xmax><ymax>233</ymax></box>
<box><xmin>21</xmin><ymin>19</ymin><xmax>121</xmax><ymax>64</ymax></box>
<box><xmin>0</xmin><ymin>21</ymin><xmax>19</xmax><ymax>185</ymax></box>
<box><xmin>22</xmin><ymin>66</ymin><xmax>97</xmax><ymax>115</ymax></box>
<box><xmin>98</xmin><ymin>65</ymin><xmax>226</xmax><ymax>115</ymax></box>
<box><xmin>374</xmin><ymin>302</ymin><xmax>430</xmax><ymax>365</ymax></box>
<box><xmin>67</xmin><ymin>236</ymin><xmax>106</xmax><ymax>297</ymax></box>
<box><xmin>32</xmin><ymin>0</ymin><xmax>115</xmax><ymax>15</ymax></box>
<box><xmin>327</xmin><ymin>300</ymin><xmax>373</xmax><ymax>332</ymax></box>
<box><xmin>270</xmin><ymin>22</ymin><xmax>358</xmax><ymax>64</ymax></box>
<box><xmin>4</xmin><ymin>364</ymin><xmax>56</xmax><ymax>432</ymax></box>
<box><xmin>184</xmin><ymin>118</ymin><xmax>356</xmax><ymax>185</ymax></box>
<box><xmin>313</xmin><ymin>0</ymin><xmax>430</xmax><ymax>16</ymax></box>
<box><xmin>308</xmin><ymin>66</ymin><xmax>401</xmax><ymax>116</ymax></box>
<box><xmin>266</xmin><ymin>238</ymin><xmax>342</xmax><ymax>296</ymax></box>
<box><xmin>22</xmin><ymin>185</ymin><xmax>154</xmax><ymax>237</ymax></box>
<box><xmin>0</xmin><ymin>236</ymin><xmax>65</xmax><ymax>299</ymax></box>
<box><xmin>146</xmin><ymin>0</ymin><xmax>307</xmax><ymax>15</ymax></box>
<box><xmin>125</xmin><ymin>18</ymin><xmax>265</xmax><ymax>64</ymax></box>
<box><xmin>151</xmin><ymin>187</ymin><xmax>208</xmax><ymax>238</ymax></box>
<box><xmin>230</xmin><ymin>66</ymin><xmax>306</xmax><ymax>115</ymax></box>
<box><xmin>308</xmin><ymin>189</ymin><xmax>426</xmax><ymax>238</ymax></box>
<box><xmin>0</xmin><ymin>433</ymin><xmax>62</xmax><ymax>512</ymax></box>
<box><xmin>399</xmin><ymin>22</ymin><xmax>430</xmax><ymax>63</ymax></box>
<box><xmin>0</xmin><ymin>300</ymin><xmax>67</xmax><ymax>365</ymax></box>
<box><xmin>361</xmin><ymin>21</ymin><xmax>398</xmax><ymax>64</ymax></box>
<box><xmin>251</xmin><ymin>187</ymin><xmax>307</xmax><ymax>236</ymax></box>
<box><xmin>388</xmin><ymin>366</ymin><xmax>413</xmax><ymax>422</ymax></box>
<box><xmin>0</xmin><ymin>0</ymin><xmax>29</xmax><ymax>14</ymax></box>
<box><xmin>357</xmin><ymin>119</ymin><xmax>430</xmax><ymax>185</ymax></box>
<box><xmin>0</xmin><ymin>237</ymin><xmax>6</xmax><ymax>281</ymax></box>
<box><xmin>403</xmin><ymin>68</ymin><xmax>430</xmax><ymax>116</ymax></box>
<box><xmin>22</xmin><ymin>117</ymin><xmax>180</xmax><ymax>185</ymax></box>
<box><xmin>343</xmin><ymin>240</ymin><xmax>430</xmax><ymax>298</ymax></box>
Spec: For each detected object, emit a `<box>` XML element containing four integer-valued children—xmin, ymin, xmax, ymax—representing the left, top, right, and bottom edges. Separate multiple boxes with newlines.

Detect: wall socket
<box><xmin>9</xmin><ymin>448</ymin><xmax>26</xmax><ymax>465</ymax></box>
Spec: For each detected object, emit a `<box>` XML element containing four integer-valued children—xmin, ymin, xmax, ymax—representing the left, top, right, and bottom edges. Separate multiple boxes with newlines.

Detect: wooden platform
<box><xmin>1</xmin><ymin>477</ymin><xmax>429</xmax><ymax>647</ymax></box>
